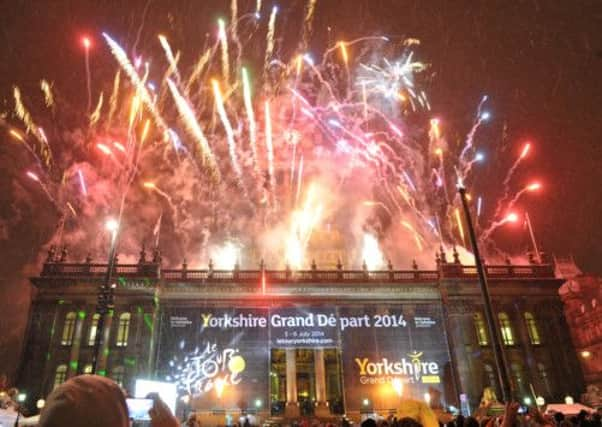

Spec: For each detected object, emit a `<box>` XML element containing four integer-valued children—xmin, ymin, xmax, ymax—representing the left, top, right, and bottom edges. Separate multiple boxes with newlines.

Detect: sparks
<box><xmin>77</xmin><ymin>169</ymin><xmax>88</xmax><ymax>196</ymax></box>
<box><xmin>26</xmin><ymin>171</ymin><xmax>40</xmax><ymax>182</ymax></box>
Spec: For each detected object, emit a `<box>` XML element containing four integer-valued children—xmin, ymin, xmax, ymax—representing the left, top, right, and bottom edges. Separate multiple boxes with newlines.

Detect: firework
<box><xmin>212</xmin><ymin>79</ymin><xmax>244</xmax><ymax>191</ymax></box>
<box><xmin>263</xmin><ymin>6</ymin><xmax>278</xmax><ymax>82</ymax></box>
<box><xmin>218</xmin><ymin>19</ymin><xmax>230</xmax><ymax>84</ymax></box>
<box><xmin>82</xmin><ymin>36</ymin><xmax>92</xmax><ymax>113</ymax></box>
<box><xmin>242</xmin><ymin>68</ymin><xmax>260</xmax><ymax>176</ymax></box>
<box><xmin>0</xmin><ymin>3</ymin><xmax>547</xmax><ymax>270</ymax></box>
<box><xmin>40</xmin><ymin>80</ymin><xmax>54</xmax><ymax>109</ymax></box>
<box><xmin>77</xmin><ymin>169</ymin><xmax>88</xmax><ymax>196</ymax></box>
<box><xmin>166</xmin><ymin>78</ymin><xmax>220</xmax><ymax>180</ymax></box>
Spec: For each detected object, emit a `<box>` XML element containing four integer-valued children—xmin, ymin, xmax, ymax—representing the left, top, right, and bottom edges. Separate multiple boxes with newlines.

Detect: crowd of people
<box><xmin>2</xmin><ymin>375</ymin><xmax>601</xmax><ymax>427</ymax></box>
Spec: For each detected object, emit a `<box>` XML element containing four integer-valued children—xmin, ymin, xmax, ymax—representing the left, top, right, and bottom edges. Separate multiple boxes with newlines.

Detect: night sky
<box><xmin>1</xmin><ymin>0</ymin><xmax>601</xmax><ymax>380</ymax></box>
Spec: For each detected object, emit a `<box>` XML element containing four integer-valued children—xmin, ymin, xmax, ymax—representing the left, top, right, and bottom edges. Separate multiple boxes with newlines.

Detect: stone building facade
<box><xmin>16</xmin><ymin>246</ymin><xmax>584</xmax><ymax>420</ymax></box>
<box><xmin>556</xmin><ymin>258</ymin><xmax>602</xmax><ymax>405</ymax></box>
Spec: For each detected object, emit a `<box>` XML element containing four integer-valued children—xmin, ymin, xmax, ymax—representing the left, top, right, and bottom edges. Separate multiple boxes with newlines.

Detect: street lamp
<box><xmin>525</xmin><ymin>212</ymin><xmax>541</xmax><ymax>263</ymax></box>
<box><xmin>458</xmin><ymin>186</ymin><xmax>513</xmax><ymax>402</ymax></box>
<box><xmin>92</xmin><ymin>218</ymin><xmax>120</xmax><ymax>374</ymax></box>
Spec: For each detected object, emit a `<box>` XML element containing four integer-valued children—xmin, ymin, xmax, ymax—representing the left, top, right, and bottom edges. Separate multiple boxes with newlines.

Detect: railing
<box><xmin>440</xmin><ymin>263</ymin><xmax>555</xmax><ymax>279</ymax></box>
<box><xmin>41</xmin><ymin>262</ymin><xmax>160</xmax><ymax>278</ymax></box>
<box><xmin>161</xmin><ymin>268</ymin><xmax>439</xmax><ymax>283</ymax></box>
<box><xmin>38</xmin><ymin>261</ymin><xmax>556</xmax><ymax>283</ymax></box>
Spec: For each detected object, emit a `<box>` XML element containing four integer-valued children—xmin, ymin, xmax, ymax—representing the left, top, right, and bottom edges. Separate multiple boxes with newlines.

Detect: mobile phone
<box><xmin>518</xmin><ymin>405</ymin><xmax>528</xmax><ymax>414</ymax></box>
<box><xmin>126</xmin><ymin>398</ymin><xmax>153</xmax><ymax>421</ymax></box>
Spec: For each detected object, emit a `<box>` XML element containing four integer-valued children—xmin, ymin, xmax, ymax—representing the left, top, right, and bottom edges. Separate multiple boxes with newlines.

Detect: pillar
<box><xmin>513</xmin><ymin>303</ymin><xmax>537</xmax><ymax>394</ymax></box>
<box><xmin>42</xmin><ymin>302</ymin><xmax>61</xmax><ymax>395</ymax></box>
<box><xmin>314</xmin><ymin>349</ymin><xmax>329</xmax><ymax>417</ymax></box>
<box><xmin>147</xmin><ymin>300</ymin><xmax>160</xmax><ymax>376</ymax></box>
<box><xmin>97</xmin><ymin>310</ymin><xmax>114</xmax><ymax>375</ymax></box>
<box><xmin>131</xmin><ymin>306</ymin><xmax>144</xmax><ymax>382</ymax></box>
<box><xmin>285</xmin><ymin>349</ymin><xmax>300</xmax><ymax>418</ymax></box>
<box><xmin>439</xmin><ymin>286</ymin><xmax>462</xmax><ymax>407</ymax></box>
<box><xmin>67</xmin><ymin>309</ymin><xmax>86</xmax><ymax>378</ymax></box>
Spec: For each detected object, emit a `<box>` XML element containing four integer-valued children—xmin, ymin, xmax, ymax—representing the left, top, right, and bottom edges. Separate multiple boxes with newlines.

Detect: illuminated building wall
<box><xmin>16</xmin><ymin>247</ymin><xmax>584</xmax><ymax>417</ymax></box>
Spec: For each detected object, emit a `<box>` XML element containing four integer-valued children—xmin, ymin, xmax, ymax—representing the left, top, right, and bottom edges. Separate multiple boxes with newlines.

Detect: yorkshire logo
<box><xmin>354</xmin><ymin>351</ymin><xmax>440</xmax><ymax>384</ymax></box>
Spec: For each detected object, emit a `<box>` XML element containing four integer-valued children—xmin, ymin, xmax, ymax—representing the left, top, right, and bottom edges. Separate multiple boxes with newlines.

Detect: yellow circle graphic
<box><xmin>228</xmin><ymin>355</ymin><xmax>246</xmax><ymax>374</ymax></box>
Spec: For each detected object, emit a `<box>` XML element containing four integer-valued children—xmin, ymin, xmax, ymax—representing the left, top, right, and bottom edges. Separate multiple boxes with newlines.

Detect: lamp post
<box><xmin>458</xmin><ymin>186</ymin><xmax>512</xmax><ymax>402</ymax></box>
<box><xmin>92</xmin><ymin>218</ymin><xmax>119</xmax><ymax>374</ymax></box>
<box><xmin>524</xmin><ymin>212</ymin><xmax>541</xmax><ymax>263</ymax></box>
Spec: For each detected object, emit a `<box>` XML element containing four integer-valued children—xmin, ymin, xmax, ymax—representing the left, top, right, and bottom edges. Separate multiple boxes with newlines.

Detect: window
<box><xmin>111</xmin><ymin>366</ymin><xmax>125</xmax><ymax>387</ymax></box>
<box><xmin>82</xmin><ymin>363</ymin><xmax>93</xmax><ymax>375</ymax></box>
<box><xmin>537</xmin><ymin>363</ymin><xmax>552</xmax><ymax>396</ymax></box>
<box><xmin>524</xmin><ymin>312</ymin><xmax>542</xmax><ymax>345</ymax></box>
<box><xmin>54</xmin><ymin>364</ymin><xmax>67</xmax><ymax>389</ymax></box>
<box><xmin>115</xmin><ymin>313</ymin><xmax>131</xmax><ymax>347</ymax></box>
<box><xmin>498</xmin><ymin>312</ymin><xmax>515</xmax><ymax>346</ymax></box>
<box><xmin>511</xmin><ymin>363</ymin><xmax>525</xmax><ymax>395</ymax></box>
<box><xmin>87</xmin><ymin>313</ymin><xmax>101</xmax><ymax>346</ymax></box>
<box><xmin>483</xmin><ymin>363</ymin><xmax>498</xmax><ymax>395</ymax></box>
<box><xmin>473</xmin><ymin>313</ymin><xmax>489</xmax><ymax>346</ymax></box>
<box><xmin>61</xmin><ymin>312</ymin><xmax>76</xmax><ymax>346</ymax></box>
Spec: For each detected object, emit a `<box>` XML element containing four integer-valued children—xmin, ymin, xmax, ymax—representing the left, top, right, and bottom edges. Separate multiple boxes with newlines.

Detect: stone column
<box><xmin>285</xmin><ymin>349</ymin><xmax>300</xmax><ymax>418</ymax></box>
<box><xmin>439</xmin><ymin>286</ymin><xmax>463</xmax><ymax>407</ymax></box>
<box><xmin>42</xmin><ymin>303</ymin><xmax>61</xmax><ymax>394</ymax></box>
<box><xmin>513</xmin><ymin>303</ymin><xmax>537</xmax><ymax>391</ymax></box>
<box><xmin>147</xmin><ymin>302</ymin><xmax>160</xmax><ymax>376</ymax></box>
<box><xmin>67</xmin><ymin>309</ymin><xmax>86</xmax><ymax>378</ymax></box>
<box><xmin>131</xmin><ymin>306</ymin><xmax>144</xmax><ymax>382</ymax></box>
<box><xmin>447</xmin><ymin>303</ymin><xmax>474</xmax><ymax>404</ymax></box>
<box><xmin>314</xmin><ymin>349</ymin><xmax>329</xmax><ymax>417</ymax></box>
<box><xmin>97</xmin><ymin>311</ymin><xmax>114</xmax><ymax>374</ymax></box>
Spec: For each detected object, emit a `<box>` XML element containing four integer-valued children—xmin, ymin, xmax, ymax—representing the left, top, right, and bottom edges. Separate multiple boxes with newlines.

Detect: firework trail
<box><xmin>40</xmin><ymin>80</ymin><xmax>54</xmax><ymax>110</ymax></box>
<box><xmin>263</xmin><ymin>6</ymin><xmax>278</xmax><ymax>82</ymax></box>
<box><xmin>77</xmin><ymin>169</ymin><xmax>88</xmax><ymax>196</ymax></box>
<box><xmin>26</xmin><ymin>171</ymin><xmax>57</xmax><ymax>206</ymax></box>
<box><xmin>166</xmin><ymin>78</ymin><xmax>221</xmax><ymax>181</ymax></box>
<box><xmin>242</xmin><ymin>68</ymin><xmax>260</xmax><ymax>176</ymax></box>
<box><xmin>218</xmin><ymin>19</ymin><xmax>230</xmax><ymax>85</ymax></box>
<box><xmin>158</xmin><ymin>34</ymin><xmax>181</xmax><ymax>85</ymax></box>
<box><xmin>486</xmin><ymin>142</ymin><xmax>532</xmax><ymax>235</ymax></box>
<box><xmin>102</xmin><ymin>33</ymin><xmax>169</xmax><ymax>133</ymax></box>
<box><xmin>13</xmin><ymin>86</ymin><xmax>52</xmax><ymax>167</ymax></box>
<box><xmin>212</xmin><ymin>79</ymin><xmax>245</xmax><ymax>193</ymax></box>
<box><xmin>106</xmin><ymin>71</ymin><xmax>121</xmax><ymax>128</ymax></box>
<box><xmin>264</xmin><ymin>100</ymin><xmax>275</xmax><ymax>205</ymax></box>
<box><xmin>301</xmin><ymin>0</ymin><xmax>318</xmax><ymax>50</ymax></box>
<box><xmin>456</xmin><ymin>95</ymin><xmax>488</xmax><ymax>173</ymax></box>
<box><xmin>83</xmin><ymin>38</ymin><xmax>92</xmax><ymax>113</ymax></box>
<box><xmin>89</xmin><ymin>92</ymin><xmax>104</xmax><ymax>126</ymax></box>
<box><xmin>185</xmin><ymin>49</ymin><xmax>211</xmax><ymax>93</ymax></box>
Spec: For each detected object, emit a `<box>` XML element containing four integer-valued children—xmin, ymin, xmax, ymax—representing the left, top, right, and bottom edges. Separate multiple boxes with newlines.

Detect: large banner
<box><xmin>158</xmin><ymin>304</ymin><xmax>451</xmax><ymax>411</ymax></box>
<box><xmin>340</xmin><ymin>304</ymin><xmax>450</xmax><ymax>410</ymax></box>
<box><xmin>158</xmin><ymin>307</ymin><xmax>270</xmax><ymax>410</ymax></box>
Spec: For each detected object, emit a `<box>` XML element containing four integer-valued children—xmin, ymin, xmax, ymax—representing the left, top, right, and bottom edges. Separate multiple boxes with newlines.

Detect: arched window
<box><xmin>87</xmin><ymin>313</ymin><xmax>101</xmax><ymax>346</ymax></box>
<box><xmin>473</xmin><ymin>313</ymin><xmax>489</xmax><ymax>346</ymax></box>
<box><xmin>61</xmin><ymin>312</ymin><xmax>77</xmax><ymax>346</ymax></box>
<box><xmin>54</xmin><ymin>364</ymin><xmax>67</xmax><ymax>389</ymax></box>
<box><xmin>115</xmin><ymin>313</ymin><xmax>131</xmax><ymax>347</ymax></box>
<box><xmin>524</xmin><ymin>312</ymin><xmax>542</xmax><ymax>345</ymax></box>
<box><xmin>82</xmin><ymin>363</ymin><xmax>93</xmax><ymax>375</ymax></box>
<box><xmin>111</xmin><ymin>366</ymin><xmax>125</xmax><ymax>387</ymax></box>
<box><xmin>498</xmin><ymin>312</ymin><xmax>515</xmax><ymax>346</ymax></box>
